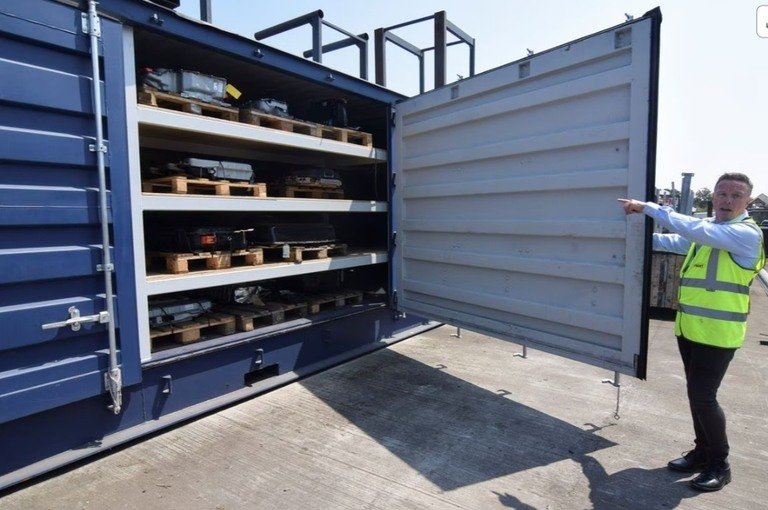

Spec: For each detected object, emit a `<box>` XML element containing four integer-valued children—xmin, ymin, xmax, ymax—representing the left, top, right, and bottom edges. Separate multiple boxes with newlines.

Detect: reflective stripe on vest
<box><xmin>674</xmin><ymin>218</ymin><xmax>765</xmax><ymax>348</ymax></box>
<box><xmin>677</xmin><ymin>303</ymin><xmax>748</xmax><ymax>322</ymax></box>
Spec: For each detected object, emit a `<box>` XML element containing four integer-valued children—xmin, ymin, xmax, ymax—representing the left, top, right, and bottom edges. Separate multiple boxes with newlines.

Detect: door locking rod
<box><xmin>42</xmin><ymin>306</ymin><xmax>110</xmax><ymax>332</ymax></box>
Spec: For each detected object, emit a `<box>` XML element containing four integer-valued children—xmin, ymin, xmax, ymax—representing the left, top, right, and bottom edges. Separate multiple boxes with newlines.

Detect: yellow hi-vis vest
<box><xmin>674</xmin><ymin>218</ymin><xmax>765</xmax><ymax>348</ymax></box>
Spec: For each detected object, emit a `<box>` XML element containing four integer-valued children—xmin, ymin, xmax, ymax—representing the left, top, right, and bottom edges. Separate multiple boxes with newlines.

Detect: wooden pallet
<box><xmin>334</xmin><ymin>127</ymin><xmax>373</xmax><ymax>147</ymax></box>
<box><xmin>150</xmin><ymin>313</ymin><xmax>236</xmax><ymax>346</ymax></box>
<box><xmin>148</xmin><ymin>248</ymin><xmax>264</xmax><ymax>274</ymax></box>
<box><xmin>143</xmin><ymin>175</ymin><xmax>268</xmax><ymax>197</ymax></box>
<box><xmin>138</xmin><ymin>87</ymin><xmax>239</xmax><ymax>121</ymax></box>
<box><xmin>239</xmin><ymin>108</ymin><xmax>373</xmax><ymax>147</ymax></box>
<box><xmin>260</xmin><ymin>243</ymin><xmax>347</xmax><ymax>263</ymax></box>
<box><xmin>271</xmin><ymin>185</ymin><xmax>345</xmax><ymax>199</ymax></box>
<box><xmin>307</xmin><ymin>290</ymin><xmax>363</xmax><ymax>314</ymax></box>
<box><xmin>215</xmin><ymin>302</ymin><xmax>308</xmax><ymax>332</ymax></box>
<box><xmin>650</xmin><ymin>252</ymin><xmax>685</xmax><ymax>309</ymax></box>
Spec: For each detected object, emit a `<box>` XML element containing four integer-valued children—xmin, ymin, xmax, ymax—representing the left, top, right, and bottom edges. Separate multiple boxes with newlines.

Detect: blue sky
<box><xmin>177</xmin><ymin>1</ymin><xmax>767</xmax><ymax>198</ymax></box>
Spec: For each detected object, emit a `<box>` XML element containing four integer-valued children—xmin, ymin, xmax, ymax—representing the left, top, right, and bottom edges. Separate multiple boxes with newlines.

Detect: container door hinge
<box><xmin>105</xmin><ymin>367</ymin><xmax>122</xmax><ymax>414</ymax></box>
<box><xmin>392</xmin><ymin>290</ymin><xmax>398</xmax><ymax>305</ymax></box>
<box><xmin>41</xmin><ymin>306</ymin><xmax>111</xmax><ymax>332</ymax></box>
<box><xmin>390</xmin><ymin>107</ymin><xmax>396</xmax><ymax>127</ymax></box>
<box><xmin>391</xmin><ymin>231</ymin><xmax>397</xmax><ymax>247</ymax></box>
<box><xmin>81</xmin><ymin>11</ymin><xmax>101</xmax><ymax>38</ymax></box>
<box><xmin>391</xmin><ymin>173</ymin><xmax>396</xmax><ymax>188</ymax></box>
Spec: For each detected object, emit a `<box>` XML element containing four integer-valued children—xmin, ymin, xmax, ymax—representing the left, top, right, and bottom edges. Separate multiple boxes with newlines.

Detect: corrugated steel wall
<box><xmin>0</xmin><ymin>0</ymin><xmax>139</xmax><ymax>424</ymax></box>
<box><xmin>393</xmin><ymin>15</ymin><xmax>659</xmax><ymax>377</ymax></box>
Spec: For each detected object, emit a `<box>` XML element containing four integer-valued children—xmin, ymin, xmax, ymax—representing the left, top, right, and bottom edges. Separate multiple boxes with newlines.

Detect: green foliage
<box><xmin>694</xmin><ymin>188</ymin><xmax>712</xmax><ymax>211</ymax></box>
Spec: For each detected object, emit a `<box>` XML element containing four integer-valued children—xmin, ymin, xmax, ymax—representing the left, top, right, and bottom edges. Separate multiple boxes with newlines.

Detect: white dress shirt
<box><xmin>643</xmin><ymin>202</ymin><xmax>762</xmax><ymax>269</ymax></box>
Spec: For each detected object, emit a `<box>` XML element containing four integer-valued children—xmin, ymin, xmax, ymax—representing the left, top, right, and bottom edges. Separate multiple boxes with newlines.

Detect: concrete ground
<box><xmin>2</xmin><ymin>284</ymin><xmax>768</xmax><ymax>509</ymax></box>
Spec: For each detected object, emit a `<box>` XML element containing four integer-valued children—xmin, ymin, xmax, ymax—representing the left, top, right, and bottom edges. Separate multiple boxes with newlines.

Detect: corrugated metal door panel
<box><xmin>0</xmin><ymin>186</ymin><xmax>105</xmax><ymax>226</ymax></box>
<box><xmin>393</xmin><ymin>12</ymin><xmax>659</xmax><ymax>378</ymax></box>
<box><xmin>0</xmin><ymin>0</ymin><xmax>139</xmax><ymax>424</ymax></box>
<box><xmin>0</xmin><ymin>296</ymin><xmax>117</xmax><ymax>351</ymax></box>
<box><xmin>0</xmin><ymin>0</ymin><xmax>90</xmax><ymax>53</ymax></box>
<box><xmin>0</xmin><ymin>126</ymin><xmax>100</xmax><ymax>166</ymax></box>
<box><xmin>0</xmin><ymin>58</ymin><xmax>105</xmax><ymax>114</ymax></box>
<box><xmin>0</xmin><ymin>351</ymin><xmax>112</xmax><ymax>424</ymax></box>
<box><xmin>0</xmin><ymin>246</ymin><xmax>114</xmax><ymax>283</ymax></box>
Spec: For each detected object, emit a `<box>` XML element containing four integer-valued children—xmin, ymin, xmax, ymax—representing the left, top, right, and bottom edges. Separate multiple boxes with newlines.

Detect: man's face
<box><xmin>712</xmin><ymin>179</ymin><xmax>752</xmax><ymax>222</ymax></box>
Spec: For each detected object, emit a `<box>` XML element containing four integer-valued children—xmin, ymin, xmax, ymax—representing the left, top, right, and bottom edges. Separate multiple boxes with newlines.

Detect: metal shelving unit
<box><xmin>125</xmin><ymin>35</ymin><xmax>391</xmax><ymax>360</ymax></box>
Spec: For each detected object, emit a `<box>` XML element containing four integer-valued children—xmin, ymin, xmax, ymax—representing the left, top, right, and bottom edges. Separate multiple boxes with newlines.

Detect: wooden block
<box><xmin>244</xmin><ymin>250</ymin><xmax>263</xmax><ymax>265</ymax></box>
<box><xmin>168</xmin><ymin>257</ymin><xmax>188</xmax><ymax>274</ymax></box>
<box><xmin>206</xmin><ymin>252</ymin><xmax>232</xmax><ymax>270</ymax></box>
<box><xmin>178</xmin><ymin>327</ymin><xmax>201</xmax><ymax>344</ymax></box>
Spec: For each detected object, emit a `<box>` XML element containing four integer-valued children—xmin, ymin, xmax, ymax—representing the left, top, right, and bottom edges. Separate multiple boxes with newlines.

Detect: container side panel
<box><xmin>0</xmin><ymin>0</ymin><xmax>138</xmax><ymax>424</ymax></box>
<box><xmin>394</xmin><ymin>14</ymin><xmax>660</xmax><ymax>377</ymax></box>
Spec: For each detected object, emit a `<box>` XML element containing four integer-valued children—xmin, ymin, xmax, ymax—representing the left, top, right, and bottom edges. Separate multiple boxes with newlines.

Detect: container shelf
<box><xmin>137</xmin><ymin>106</ymin><xmax>388</xmax><ymax>165</ymax></box>
<box><xmin>141</xmin><ymin>193</ymin><xmax>388</xmax><ymax>213</ymax></box>
<box><xmin>145</xmin><ymin>251</ymin><xmax>387</xmax><ymax>295</ymax></box>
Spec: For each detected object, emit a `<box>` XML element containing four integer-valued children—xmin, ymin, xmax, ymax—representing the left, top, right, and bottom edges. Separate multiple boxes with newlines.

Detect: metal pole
<box><xmin>433</xmin><ymin>11</ymin><xmax>447</xmax><ymax>89</ymax></box>
<box><xmin>359</xmin><ymin>38</ymin><xmax>368</xmax><ymax>81</ymax></box>
<box><xmin>199</xmin><ymin>0</ymin><xmax>211</xmax><ymax>23</ymax></box>
<box><xmin>469</xmin><ymin>40</ymin><xmax>475</xmax><ymax>77</ymax></box>
<box><xmin>680</xmin><ymin>172</ymin><xmax>694</xmax><ymax>215</ymax></box>
<box><xmin>374</xmin><ymin>28</ymin><xmax>386</xmax><ymax>86</ymax></box>
<box><xmin>602</xmin><ymin>371</ymin><xmax>621</xmax><ymax>419</ymax></box>
<box><xmin>302</xmin><ymin>33</ymin><xmax>368</xmax><ymax>80</ymax></box>
<box><xmin>87</xmin><ymin>0</ymin><xmax>121</xmax><ymax>414</ymax></box>
<box><xmin>310</xmin><ymin>15</ymin><xmax>322</xmax><ymax>63</ymax></box>
<box><xmin>254</xmin><ymin>10</ymin><xmax>324</xmax><ymax>40</ymax></box>
<box><xmin>419</xmin><ymin>55</ymin><xmax>425</xmax><ymax>94</ymax></box>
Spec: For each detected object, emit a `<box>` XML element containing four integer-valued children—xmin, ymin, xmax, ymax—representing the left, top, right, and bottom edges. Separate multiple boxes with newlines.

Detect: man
<box><xmin>618</xmin><ymin>172</ymin><xmax>765</xmax><ymax>492</ymax></box>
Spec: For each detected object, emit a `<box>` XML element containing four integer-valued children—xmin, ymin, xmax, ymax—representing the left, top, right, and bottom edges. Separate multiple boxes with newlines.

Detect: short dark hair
<box><xmin>716</xmin><ymin>172</ymin><xmax>753</xmax><ymax>194</ymax></box>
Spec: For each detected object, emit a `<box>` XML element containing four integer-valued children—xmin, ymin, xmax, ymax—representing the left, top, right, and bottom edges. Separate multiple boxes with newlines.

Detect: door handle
<box><xmin>42</xmin><ymin>306</ymin><xmax>110</xmax><ymax>332</ymax></box>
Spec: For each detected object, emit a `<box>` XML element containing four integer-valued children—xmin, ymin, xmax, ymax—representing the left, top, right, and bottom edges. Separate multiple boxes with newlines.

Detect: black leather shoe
<box><xmin>667</xmin><ymin>451</ymin><xmax>708</xmax><ymax>473</ymax></box>
<box><xmin>690</xmin><ymin>466</ymin><xmax>731</xmax><ymax>492</ymax></box>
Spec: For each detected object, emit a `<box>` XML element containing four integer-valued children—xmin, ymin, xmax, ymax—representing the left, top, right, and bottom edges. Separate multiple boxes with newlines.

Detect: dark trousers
<box><xmin>677</xmin><ymin>336</ymin><xmax>736</xmax><ymax>468</ymax></box>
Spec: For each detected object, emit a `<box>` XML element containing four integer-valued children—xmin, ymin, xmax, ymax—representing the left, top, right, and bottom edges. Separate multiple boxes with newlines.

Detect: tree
<box><xmin>694</xmin><ymin>188</ymin><xmax>712</xmax><ymax>211</ymax></box>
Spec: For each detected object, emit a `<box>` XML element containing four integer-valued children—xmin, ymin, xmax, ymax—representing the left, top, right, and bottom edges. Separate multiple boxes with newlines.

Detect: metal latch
<box><xmin>42</xmin><ymin>306</ymin><xmax>110</xmax><ymax>332</ymax></box>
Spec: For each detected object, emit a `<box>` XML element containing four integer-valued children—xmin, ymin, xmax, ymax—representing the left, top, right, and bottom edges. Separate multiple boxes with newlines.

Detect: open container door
<box><xmin>392</xmin><ymin>9</ymin><xmax>660</xmax><ymax>378</ymax></box>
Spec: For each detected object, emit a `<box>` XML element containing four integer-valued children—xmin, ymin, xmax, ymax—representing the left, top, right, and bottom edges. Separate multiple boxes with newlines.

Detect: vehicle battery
<box><xmin>243</xmin><ymin>98</ymin><xmax>292</xmax><ymax>118</ymax></box>
<box><xmin>247</xmin><ymin>223</ymin><xmax>336</xmax><ymax>245</ymax></box>
<box><xmin>178</xmin><ymin>70</ymin><xmax>227</xmax><ymax>104</ymax></box>
<box><xmin>285</xmin><ymin>168</ymin><xmax>342</xmax><ymax>188</ymax></box>
<box><xmin>140</xmin><ymin>67</ymin><xmax>179</xmax><ymax>93</ymax></box>
<box><xmin>148</xmin><ymin>297</ymin><xmax>212</xmax><ymax>327</ymax></box>
<box><xmin>148</xmin><ymin>227</ymin><xmax>250</xmax><ymax>253</ymax></box>
<box><xmin>180</xmin><ymin>158</ymin><xmax>254</xmax><ymax>182</ymax></box>
<box><xmin>307</xmin><ymin>98</ymin><xmax>355</xmax><ymax>128</ymax></box>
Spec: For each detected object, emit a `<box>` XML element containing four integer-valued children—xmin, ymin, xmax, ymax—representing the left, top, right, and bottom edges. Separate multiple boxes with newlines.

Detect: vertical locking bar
<box><xmin>87</xmin><ymin>0</ymin><xmax>121</xmax><ymax>414</ymax></box>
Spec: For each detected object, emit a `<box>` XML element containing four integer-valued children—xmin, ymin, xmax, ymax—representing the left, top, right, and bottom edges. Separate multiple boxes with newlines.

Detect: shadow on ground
<box><xmin>301</xmin><ymin>348</ymin><xmax>615</xmax><ymax>491</ymax></box>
